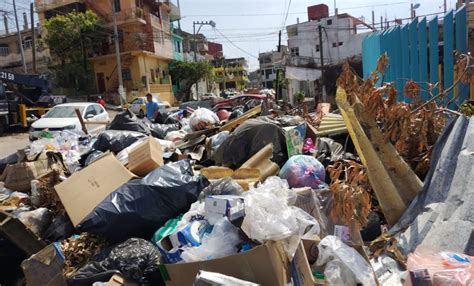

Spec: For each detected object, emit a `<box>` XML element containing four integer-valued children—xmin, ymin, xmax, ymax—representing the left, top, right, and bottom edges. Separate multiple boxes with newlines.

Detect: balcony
<box><xmin>35</xmin><ymin>0</ymin><xmax>83</xmax><ymax>12</ymax></box>
<box><xmin>105</xmin><ymin>8</ymin><xmax>147</xmax><ymax>26</ymax></box>
<box><xmin>286</xmin><ymin>56</ymin><xmax>323</xmax><ymax>68</ymax></box>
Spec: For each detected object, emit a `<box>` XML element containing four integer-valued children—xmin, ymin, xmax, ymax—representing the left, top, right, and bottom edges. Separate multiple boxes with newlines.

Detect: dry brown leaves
<box><xmin>61</xmin><ymin>232</ymin><xmax>107</xmax><ymax>277</ymax></box>
<box><xmin>327</xmin><ymin>160</ymin><xmax>372</xmax><ymax>227</ymax></box>
<box><xmin>35</xmin><ymin>171</ymin><xmax>64</xmax><ymax>213</ymax></box>
<box><xmin>369</xmin><ymin>234</ymin><xmax>407</xmax><ymax>268</ymax></box>
<box><xmin>337</xmin><ymin>54</ymin><xmax>446</xmax><ymax>178</ymax></box>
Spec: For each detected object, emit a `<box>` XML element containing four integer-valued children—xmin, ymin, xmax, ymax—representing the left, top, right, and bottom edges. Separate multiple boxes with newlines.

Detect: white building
<box><xmin>285</xmin><ymin>6</ymin><xmax>373</xmax><ymax>104</ymax></box>
<box><xmin>258</xmin><ymin>46</ymin><xmax>288</xmax><ymax>89</ymax></box>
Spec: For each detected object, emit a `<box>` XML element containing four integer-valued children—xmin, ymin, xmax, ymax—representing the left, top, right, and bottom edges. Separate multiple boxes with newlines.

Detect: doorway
<box><xmin>96</xmin><ymin>73</ymin><xmax>106</xmax><ymax>93</ymax></box>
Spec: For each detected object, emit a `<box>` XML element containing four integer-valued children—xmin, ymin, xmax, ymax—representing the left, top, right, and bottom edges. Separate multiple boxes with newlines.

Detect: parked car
<box><xmin>29</xmin><ymin>103</ymin><xmax>110</xmax><ymax>140</ymax></box>
<box><xmin>213</xmin><ymin>94</ymin><xmax>267</xmax><ymax>112</ymax></box>
<box><xmin>127</xmin><ymin>97</ymin><xmax>170</xmax><ymax>118</ymax></box>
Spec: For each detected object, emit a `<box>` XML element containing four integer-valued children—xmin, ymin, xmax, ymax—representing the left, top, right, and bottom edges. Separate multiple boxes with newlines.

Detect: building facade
<box><xmin>258</xmin><ymin>46</ymin><xmax>288</xmax><ymax>89</ymax></box>
<box><xmin>285</xmin><ymin>4</ymin><xmax>372</xmax><ymax>103</ymax></box>
<box><xmin>0</xmin><ymin>26</ymin><xmax>49</xmax><ymax>73</ymax></box>
<box><xmin>212</xmin><ymin>57</ymin><xmax>249</xmax><ymax>91</ymax></box>
<box><xmin>35</xmin><ymin>0</ymin><xmax>180</xmax><ymax>104</ymax></box>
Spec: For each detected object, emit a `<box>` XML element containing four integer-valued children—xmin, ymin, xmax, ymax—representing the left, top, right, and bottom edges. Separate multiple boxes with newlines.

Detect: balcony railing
<box><xmin>35</xmin><ymin>0</ymin><xmax>83</xmax><ymax>12</ymax></box>
<box><xmin>105</xmin><ymin>8</ymin><xmax>146</xmax><ymax>24</ymax></box>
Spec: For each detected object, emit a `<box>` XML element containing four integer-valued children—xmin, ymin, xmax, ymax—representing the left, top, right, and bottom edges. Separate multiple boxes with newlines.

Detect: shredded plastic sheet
<box><xmin>241</xmin><ymin>177</ymin><xmax>319</xmax><ymax>259</ymax></box>
<box><xmin>316</xmin><ymin>235</ymin><xmax>376</xmax><ymax>286</ymax></box>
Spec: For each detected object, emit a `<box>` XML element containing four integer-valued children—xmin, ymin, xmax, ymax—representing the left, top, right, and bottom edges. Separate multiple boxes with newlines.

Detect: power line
<box><xmin>214</xmin><ymin>28</ymin><xmax>258</xmax><ymax>59</ymax></box>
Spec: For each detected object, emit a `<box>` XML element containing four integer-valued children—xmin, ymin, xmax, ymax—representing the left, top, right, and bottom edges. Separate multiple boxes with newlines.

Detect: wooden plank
<box><xmin>84</xmin><ymin>121</ymin><xmax>111</xmax><ymax>125</ymax></box>
<box><xmin>75</xmin><ymin>108</ymin><xmax>88</xmax><ymax>135</ymax></box>
<box><xmin>0</xmin><ymin>212</ymin><xmax>46</xmax><ymax>256</ymax></box>
<box><xmin>429</xmin><ymin>16</ymin><xmax>439</xmax><ymax>96</ymax></box>
<box><xmin>219</xmin><ymin>105</ymin><xmax>261</xmax><ymax>132</ymax></box>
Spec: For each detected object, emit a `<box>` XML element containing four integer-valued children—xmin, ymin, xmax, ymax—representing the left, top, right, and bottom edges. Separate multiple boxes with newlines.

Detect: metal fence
<box><xmin>362</xmin><ymin>5</ymin><xmax>469</xmax><ymax>107</ymax></box>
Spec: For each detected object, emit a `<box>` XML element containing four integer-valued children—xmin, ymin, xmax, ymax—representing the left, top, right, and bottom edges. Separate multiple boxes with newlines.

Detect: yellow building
<box><xmin>35</xmin><ymin>0</ymin><xmax>180</xmax><ymax>104</ymax></box>
<box><xmin>212</xmin><ymin>57</ymin><xmax>249</xmax><ymax>91</ymax></box>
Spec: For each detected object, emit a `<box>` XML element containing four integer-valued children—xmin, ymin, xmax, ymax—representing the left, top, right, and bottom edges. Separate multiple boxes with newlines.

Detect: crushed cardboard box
<box><xmin>55</xmin><ymin>153</ymin><xmax>135</xmax><ymax>226</ymax></box>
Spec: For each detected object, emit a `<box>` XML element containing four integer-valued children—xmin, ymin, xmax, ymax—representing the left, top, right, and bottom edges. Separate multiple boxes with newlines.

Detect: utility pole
<box><xmin>13</xmin><ymin>0</ymin><xmax>27</xmax><ymax>73</ymax></box>
<box><xmin>192</xmin><ymin>20</ymin><xmax>216</xmax><ymax>99</ymax></box>
<box><xmin>112</xmin><ymin>0</ymin><xmax>125</xmax><ymax>106</ymax></box>
<box><xmin>372</xmin><ymin>10</ymin><xmax>375</xmax><ymax>30</ymax></box>
<box><xmin>444</xmin><ymin>0</ymin><xmax>447</xmax><ymax>13</ymax></box>
<box><xmin>318</xmin><ymin>25</ymin><xmax>326</xmax><ymax>102</ymax></box>
<box><xmin>275</xmin><ymin>30</ymin><xmax>282</xmax><ymax>101</ymax></box>
<box><xmin>30</xmin><ymin>3</ymin><xmax>36</xmax><ymax>73</ymax></box>
<box><xmin>380</xmin><ymin>16</ymin><xmax>383</xmax><ymax>30</ymax></box>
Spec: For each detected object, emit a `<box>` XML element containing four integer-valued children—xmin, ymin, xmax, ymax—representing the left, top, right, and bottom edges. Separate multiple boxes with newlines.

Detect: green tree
<box><xmin>44</xmin><ymin>11</ymin><xmax>103</xmax><ymax>92</ymax></box>
<box><xmin>169</xmin><ymin>60</ymin><xmax>213</xmax><ymax>102</ymax></box>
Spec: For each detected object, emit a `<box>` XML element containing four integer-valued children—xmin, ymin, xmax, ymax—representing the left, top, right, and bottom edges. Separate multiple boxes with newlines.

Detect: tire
<box><xmin>139</xmin><ymin>109</ymin><xmax>145</xmax><ymax>118</ymax></box>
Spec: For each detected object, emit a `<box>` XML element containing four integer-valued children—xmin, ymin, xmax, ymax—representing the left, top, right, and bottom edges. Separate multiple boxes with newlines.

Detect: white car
<box><xmin>128</xmin><ymin>97</ymin><xmax>170</xmax><ymax>118</ymax></box>
<box><xmin>29</xmin><ymin>103</ymin><xmax>110</xmax><ymax>140</ymax></box>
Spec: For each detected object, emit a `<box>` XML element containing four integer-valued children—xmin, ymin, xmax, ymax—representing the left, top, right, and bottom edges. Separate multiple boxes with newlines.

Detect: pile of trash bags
<box><xmin>1</xmin><ymin>97</ymin><xmax>473</xmax><ymax>286</ymax></box>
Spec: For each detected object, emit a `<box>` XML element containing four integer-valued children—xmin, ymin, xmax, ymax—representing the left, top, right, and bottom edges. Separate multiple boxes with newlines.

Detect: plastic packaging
<box><xmin>406</xmin><ymin>247</ymin><xmax>474</xmax><ymax>286</ymax></box>
<box><xmin>181</xmin><ymin>218</ymin><xmax>240</xmax><ymax>263</ymax></box>
<box><xmin>78</xmin><ymin>160</ymin><xmax>209</xmax><ymax>241</ymax></box>
<box><xmin>315</xmin><ymin>235</ymin><xmax>376</xmax><ymax>286</ymax></box>
<box><xmin>189</xmin><ymin>108</ymin><xmax>220</xmax><ymax>131</ymax></box>
<box><xmin>241</xmin><ymin>177</ymin><xmax>319</xmax><ymax>259</ymax></box>
<box><xmin>279</xmin><ymin>155</ymin><xmax>327</xmax><ymax>189</ymax></box>
<box><xmin>303</xmin><ymin>138</ymin><xmax>316</xmax><ymax>154</ymax></box>
<box><xmin>198</xmin><ymin>177</ymin><xmax>243</xmax><ymax>201</ymax></box>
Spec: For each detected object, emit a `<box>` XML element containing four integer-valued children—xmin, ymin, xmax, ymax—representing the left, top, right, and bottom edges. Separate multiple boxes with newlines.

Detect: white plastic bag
<box><xmin>189</xmin><ymin>108</ymin><xmax>220</xmax><ymax>131</ymax></box>
<box><xmin>316</xmin><ymin>235</ymin><xmax>376</xmax><ymax>286</ymax></box>
<box><xmin>241</xmin><ymin>176</ymin><xmax>319</xmax><ymax>259</ymax></box>
<box><xmin>181</xmin><ymin>217</ymin><xmax>240</xmax><ymax>262</ymax></box>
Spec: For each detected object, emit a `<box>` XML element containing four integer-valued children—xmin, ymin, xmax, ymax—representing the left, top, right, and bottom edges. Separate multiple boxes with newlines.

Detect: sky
<box><xmin>178</xmin><ymin>0</ymin><xmax>460</xmax><ymax>70</ymax></box>
<box><xmin>0</xmin><ymin>0</ymin><xmax>461</xmax><ymax>70</ymax></box>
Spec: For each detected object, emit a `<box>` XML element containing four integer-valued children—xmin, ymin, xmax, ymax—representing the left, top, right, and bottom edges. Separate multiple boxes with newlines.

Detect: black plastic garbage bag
<box><xmin>154</xmin><ymin>110</ymin><xmax>180</xmax><ymax>125</ymax></box>
<box><xmin>84</xmin><ymin>150</ymin><xmax>105</xmax><ymax>166</ymax></box>
<box><xmin>69</xmin><ymin>238</ymin><xmax>163</xmax><ymax>286</ymax></box>
<box><xmin>213</xmin><ymin>118</ymin><xmax>288</xmax><ymax>167</ymax></box>
<box><xmin>141</xmin><ymin>117</ymin><xmax>181</xmax><ymax>139</ymax></box>
<box><xmin>0</xmin><ymin>152</ymin><xmax>19</xmax><ymax>174</ymax></box>
<box><xmin>42</xmin><ymin>212</ymin><xmax>75</xmax><ymax>243</ymax></box>
<box><xmin>108</xmin><ymin>109</ymin><xmax>150</xmax><ymax>135</ymax></box>
<box><xmin>92</xmin><ymin>130</ymin><xmax>146</xmax><ymax>154</ymax></box>
<box><xmin>78</xmin><ymin>160</ymin><xmax>209</xmax><ymax>241</ymax></box>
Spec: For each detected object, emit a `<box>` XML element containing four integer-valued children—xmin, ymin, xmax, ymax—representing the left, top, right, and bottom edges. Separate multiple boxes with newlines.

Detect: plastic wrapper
<box><xmin>406</xmin><ymin>247</ymin><xmax>474</xmax><ymax>286</ymax></box>
<box><xmin>0</xmin><ymin>183</ymin><xmax>12</xmax><ymax>201</ymax></box>
<box><xmin>70</xmin><ymin>238</ymin><xmax>162</xmax><ymax>285</ymax></box>
<box><xmin>78</xmin><ymin>160</ymin><xmax>209</xmax><ymax>241</ymax></box>
<box><xmin>84</xmin><ymin>150</ymin><xmax>105</xmax><ymax>166</ymax></box>
<box><xmin>16</xmin><ymin>208</ymin><xmax>52</xmax><ymax>238</ymax></box>
<box><xmin>181</xmin><ymin>218</ymin><xmax>240</xmax><ymax>263</ymax></box>
<box><xmin>92</xmin><ymin>130</ymin><xmax>146</xmax><ymax>154</ymax></box>
<box><xmin>165</xmin><ymin>129</ymin><xmax>188</xmax><ymax>142</ymax></box>
<box><xmin>241</xmin><ymin>177</ymin><xmax>319</xmax><ymax>259</ymax></box>
<box><xmin>279</xmin><ymin>155</ymin><xmax>327</xmax><ymax>189</ymax></box>
<box><xmin>198</xmin><ymin>177</ymin><xmax>243</xmax><ymax>201</ymax></box>
<box><xmin>108</xmin><ymin>109</ymin><xmax>150</xmax><ymax>134</ymax></box>
<box><xmin>213</xmin><ymin>119</ymin><xmax>288</xmax><ymax>168</ymax></box>
<box><xmin>303</xmin><ymin>138</ymin><xmax>316</xmax><ymax>154</ymax></box>
<box><xmin>189</xmin><ymin>108</ymin><xmax>220</xmax><ymax>131</ymax></box>
<box><xmin>315</xmin><ymin>235</ymin><xmax>376</xmax><ymax>286</ymax></box>
<box><xmin>42</xmin><ymin>212</ymin><xmax>75</xmax><ymax>243</ymax></box>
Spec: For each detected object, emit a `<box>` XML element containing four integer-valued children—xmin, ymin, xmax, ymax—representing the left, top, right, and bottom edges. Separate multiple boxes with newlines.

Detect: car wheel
<box><xmin>139</xmin><ymin>109</ymin><xmax>145</xmax><ymax>118</ymax></box>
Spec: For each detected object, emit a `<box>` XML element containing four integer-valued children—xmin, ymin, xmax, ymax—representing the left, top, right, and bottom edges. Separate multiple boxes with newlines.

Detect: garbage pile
<box><xmin>0</xmin><ymin>91</ymin><xmax>473</xmax><ymax>286</ymax></box>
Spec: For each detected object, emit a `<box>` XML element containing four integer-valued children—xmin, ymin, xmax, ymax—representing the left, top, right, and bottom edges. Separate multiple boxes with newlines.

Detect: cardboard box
<box><xmin>0</xmin><ymin>158</ymin><xmax>53</xmax><ymax>192</ymax></box>
<box><xmin>21</xmin><ymin>244</ymin><xmax>66</xmax><ymax>286</ymax></box>
<box><xmin>55</xmin><ymin>153</ymin><xmax>135</xmax><ymax>226</ymax></box>
<box><xmin>127</xmin><ymin>137</ymin><xmax>164</xmax><ymax>177</ymax></box>
<box><xmin>205</xmin><ymin>195</ymin><xmax>245</xmax><ymax>225</ymax></box>
<box><xmin>161</xmin><ymin>241</ymin><xmax>290</xmax><ymax>286</ymax></box>
<box><xmin>107</xmin><ymin>274</ymin><xmax>139</xmax><ymax>286</ymax></box>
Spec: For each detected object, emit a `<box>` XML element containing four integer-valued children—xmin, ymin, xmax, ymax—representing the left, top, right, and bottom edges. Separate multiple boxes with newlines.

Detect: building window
<box><xmin>23</xmin><ymin>37</ymin><xmax>32</xmax><ymax>49</ymax></box>
<box><xmin>290</xmin><ymin>47</ymin><xmax>299</xmax><ymax>57</ymax></box>
<box><xmin>0</xmin><ymin>45</ymin><xmax>9</xmax><ymax>56</ymax></box>
<box><xmin>122</xmin><ymin>69</ymin><xmax>131</xmax><ymax>80</ymax></box>
<box><xmin>316</xmin><ymin>44</ymin><xmax>320</xmax><ymax>52</ymax></box>
<box><xmin>332</xmin><ymin>42</ymin><xmax>337</xmax><ymax>48</ymax></box>
<box><xmin>327</xmin><ymin>19</ymin><xmax>332</xmax><ymax>25</ymax></box>
<box><xmin>339</xmin><ymin>42</ymin><xmax>343</xmax><ymax>46</ymax></box>
<box><xmin>113</xmin><ymin>0</ymin><xmax>121</xmax><ymax>12</ymax></box>
<box><xmin>174</xmin><ymin>40</ymin><xmax>181</xmax><ymax>53</ymax></box>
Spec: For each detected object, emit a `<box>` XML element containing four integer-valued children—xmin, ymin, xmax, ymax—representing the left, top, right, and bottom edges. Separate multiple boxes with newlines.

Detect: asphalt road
<box><xmin>0</xmin><ymin>109</ymin><xmax>118</xmax><ymax>159</ymax></box>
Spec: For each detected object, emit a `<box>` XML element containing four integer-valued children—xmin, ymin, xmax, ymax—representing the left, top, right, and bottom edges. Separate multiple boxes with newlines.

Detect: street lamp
<box><xmin>410</xmin><ymin>3</ymin><xmax>421</xmax><ymax>19</ymax></box>
<box><xmin>192</xmin><ymin>20</ymin><xmax>216</xmax><ymax>99</ymax></box>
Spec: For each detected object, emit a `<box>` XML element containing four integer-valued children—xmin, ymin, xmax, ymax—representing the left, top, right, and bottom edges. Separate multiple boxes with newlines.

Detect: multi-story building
<box><xmin>208</xmin><ymin>41</ymin><xmax>223</xmax><ymax>59</ymax></box>
<box><xmin>285</xmin><ymin>3</ymin><xmax>372</xmax><ymax>103</ymax></box>
<box><xmin>0</xmin><ymin>25</ymin><xmax>49</xmax><ymax>73</ymax></box>
<box><xmin>212</xmin><ymin>57</ymin><xmax>249</xmax><ymax>91</ymax></box>
<box><xmin>258</xmin><ymin>46</ymin><xmax>288</xmax><ymax>89</ymax></box>
<box><xmin>35</xmin><ymin>0</ymin><xmax>180</xmax><ymax>104</ymax></box>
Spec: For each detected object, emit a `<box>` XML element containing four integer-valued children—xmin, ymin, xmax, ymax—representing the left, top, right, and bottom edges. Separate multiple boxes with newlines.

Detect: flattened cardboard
<box><xmin>1</xmin><ymin>158</ymin><xmax>53</xmax><ymax>192</ymax></box>
<box><xmin>128</xmin><ymin>137</ymin><xmax>164</xmax><ymax>177</ymax></box>
<box><xmin>21</xmin><ymin>244</ymin><xmax>66</xmax><ymax>286</ymax></box>
<box><xmin>162</xmin><ymin>241</ymin><xmax>290</xmax><ymax>286</ymax></box>
<box><xmin>55</xmin><ymin>153</ymin><xmax>135</xmax><ymax>226</ymax></box>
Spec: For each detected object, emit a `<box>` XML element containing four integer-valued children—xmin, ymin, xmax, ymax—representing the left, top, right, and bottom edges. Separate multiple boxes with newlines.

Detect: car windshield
<box><xmin>44</xmin><ymin>106</ymin><xmax>85</xmax><ymax>118</ymax></box>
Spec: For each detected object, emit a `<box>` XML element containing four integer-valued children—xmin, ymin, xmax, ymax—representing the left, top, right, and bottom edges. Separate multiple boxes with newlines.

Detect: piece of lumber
<box><xmin>219</xmin><ymin>105</ymin><xmax>262</xmax><ymax>132</ymax></box>
<box><xmin>75</xmin><ymin>108</ymin><xmax>88</xmax><ymax>135</ymax></box>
